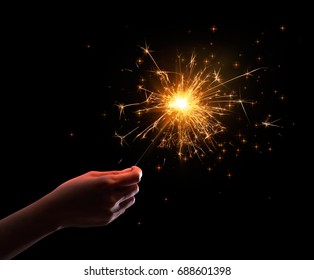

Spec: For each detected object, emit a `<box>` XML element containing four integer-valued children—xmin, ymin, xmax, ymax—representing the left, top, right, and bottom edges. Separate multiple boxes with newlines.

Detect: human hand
<box><xmin>46</xmin><ymin>166</ymin><xmax>142</xmax><ymax>229</ymax></box>
<box><xmin>0</xmin><ymin>166</ymin><xmax>142</xmax><ymax>259</ymax></box>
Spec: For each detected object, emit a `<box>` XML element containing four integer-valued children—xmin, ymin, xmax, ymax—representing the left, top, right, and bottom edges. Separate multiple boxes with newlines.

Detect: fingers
<box><xmin>111</xmin><ymin>196</ymin><xmax>136</xmax><ymax>213</ymax></box>
<box><xmin>87</xmin><ymin>167</ymin><xmax>134</xmax><ymax>177</ymax></box>
<box><xmin>100</xmin><ymin>166</ymin><xmax>142</xmax><ymax>220</ymax></box>
<box><xmin>109</xmin><ymin>166</ymin><xmax>142</xmax><ymax>187</ymax></box>
<box><xmin>130</xmin><ymin>166</ymin><xmax>142</xmax><ymax>179</ymax></box>
<box><xmin>102</xmin><ymin>166</ymin><xmax>135</xmax><ymax>175</ymax></box>
<box><xmin>116</xmin><ymin>184</ymin><xmax>139</xmax><ymax>202</ymax></box>
<box><xmin>119</xmin><ymin>196</ymin><xmax>136</xmax><ymax>209</ymax></box>
<box><xmin>89</xmin><ymin>166</ymin><xmax>142</xmax><ymax>182</ymax></box>
<box><xmin>110</xmin><ymin>184</ymin><xmax>138</xmax><ymax>211</ymax></box>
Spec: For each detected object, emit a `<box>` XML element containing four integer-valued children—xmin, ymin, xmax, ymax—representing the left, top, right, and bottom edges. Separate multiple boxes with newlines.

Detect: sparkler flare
<box><xmin>116</xmin><ymin>45</ymin><xmax>266</xmax><ymax>164</ymax></box>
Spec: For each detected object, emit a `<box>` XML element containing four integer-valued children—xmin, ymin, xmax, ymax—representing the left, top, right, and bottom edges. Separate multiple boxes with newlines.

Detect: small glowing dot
<box><xmin>156</xmin><ymin>165</ymin><xmax>162</xmax><ymax>171</ymax></box>
<box><xmin>253</xmin><ymin>143</ymin><xmax>260</xmax><ymax>150</ymax></box>
<box><xmin>280</xmin><ymin>25</ymin><xmax>286</xmax><ymax>32</ymax></box>
<box><xmin>210</xmin><ymin>25</ymin><xmax>218</xmax><ymax>33</ymax></box>
<box><xmin>136</xmin><ymin>58</ymin><xmax>143</xmax><ymax>65</ymax></box>
<box><xmin>233</xmin><ymin>61</ymin><xmax>240</xmax><ymax>69</ymax></box>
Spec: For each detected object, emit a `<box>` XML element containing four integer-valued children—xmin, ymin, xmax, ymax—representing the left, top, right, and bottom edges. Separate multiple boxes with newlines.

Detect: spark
<box><xmin>279</xmin><ymin>25</ymin><xmax>286</xmax><ymax>32</ymax></box>
<box><xmin>121</xmin><ymin>68</ymin><xmax>133</xmax><ymax>72</ymax></box>
<box><xmin>116</xmin><ymin>45</ymin><xmax>265</xmax><ymax>163</ymax></box>
<box><xmin>261</xmin><ymin>116</ymin><xmax>282</xmax><ymax>128</ymax></box>
<box><xmin>114</xmin><ymin>126</ymin><xmax>139</xmax><ymax>146</ymax></box>
<box><xmin>210</xmin><ymin>25</ymin><xmax>218</xmax><ymax>33</ymax></box>
<box><xmin>233</xmin><ymin>61</ymin><xmax>240</xmax><ymax>69</ymax></box>
<box><xmin>117</xmin><ymin>102</ymin><xmax>141</xmax><ymax>119</ymax></box>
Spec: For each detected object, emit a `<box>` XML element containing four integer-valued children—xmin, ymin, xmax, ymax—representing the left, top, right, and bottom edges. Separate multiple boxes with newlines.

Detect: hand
<box><xmin>48</xmin><ymin>166</ymin><xmax>142</xmax><ymax>228</ymax></box>
<box><xmin>0</xmin><ymin>165</ymin><xmax>142</xmax><ymax>259</ymax></box>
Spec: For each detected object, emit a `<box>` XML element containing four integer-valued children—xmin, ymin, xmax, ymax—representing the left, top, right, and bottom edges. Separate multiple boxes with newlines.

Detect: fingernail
<box><xmin>139</xmin><ymin>169</ymin><xmax>142</xmax><ymax>180</ymax></box>
<box><xmin>132</xmin><ymin>166</ymin><xmax>142</xmax><ymax>179</ymax></box>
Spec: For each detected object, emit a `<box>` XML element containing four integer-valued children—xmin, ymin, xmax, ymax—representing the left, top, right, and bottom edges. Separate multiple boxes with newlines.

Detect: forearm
<box><xmin>0</xmin><ymin>195</ymin><xmax>61</xmax><ymax>259</ymax></box>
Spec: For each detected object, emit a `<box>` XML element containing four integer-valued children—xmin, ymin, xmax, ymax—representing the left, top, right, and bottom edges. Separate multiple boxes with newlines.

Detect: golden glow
<box><xmin>169</xmin><ymin>95</ymin><xmax>189</xmax><ymax>111</ymax></box>
<box><xmin>116</xmin><ymin>45</ymin><xmax>265</xmax><ymax>162</ymax></box>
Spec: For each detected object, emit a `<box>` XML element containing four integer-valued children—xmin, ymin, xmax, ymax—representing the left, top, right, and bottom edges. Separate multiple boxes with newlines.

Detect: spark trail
<box><xmin>116</xmin><ymin>45</ymin><xmax>265</xmax><ymax>164</ymax></box>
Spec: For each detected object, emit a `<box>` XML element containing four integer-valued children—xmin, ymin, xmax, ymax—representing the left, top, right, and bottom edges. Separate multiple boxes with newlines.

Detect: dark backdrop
<box><xmin>1</xmin><ymin>7</ymin><xmax>311</xmax><ymax>260</ymax></box>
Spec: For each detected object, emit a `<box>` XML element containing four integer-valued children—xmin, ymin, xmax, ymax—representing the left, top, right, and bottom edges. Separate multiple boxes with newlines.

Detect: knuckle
<box><xmin>106</xmin><ymin>198</ymin><xmax>117</xmax><ymax>210</ymax></box>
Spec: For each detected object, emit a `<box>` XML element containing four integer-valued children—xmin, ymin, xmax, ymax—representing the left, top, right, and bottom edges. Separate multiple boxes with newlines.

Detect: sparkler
<box><xmin>116</xmin><ymin>44</ymin><xmax>267</xmax><ymax>165</ymax></box>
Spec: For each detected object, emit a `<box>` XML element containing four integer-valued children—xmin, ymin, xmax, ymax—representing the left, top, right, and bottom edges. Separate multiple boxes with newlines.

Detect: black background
<box><xmin>1</xmin><ymin>6</ymin><xmax>311</xmax><ymax>260</ymax></box>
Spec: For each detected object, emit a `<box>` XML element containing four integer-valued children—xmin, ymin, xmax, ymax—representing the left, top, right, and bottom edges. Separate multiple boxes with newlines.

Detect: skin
<box><xmin>0</xmin><ymin>166</ymin><xmax>142</xmax><ymax>260</ymax></box>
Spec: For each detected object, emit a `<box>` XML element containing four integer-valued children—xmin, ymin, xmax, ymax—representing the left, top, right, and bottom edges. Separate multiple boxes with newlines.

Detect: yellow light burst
<box><xmin>117</xmin><ymin>45</ymin><xmax>264</xmax><ymax>163</ymax></box>
<box><xmin>169</xmin><ymin>96</ymin><xmax>189</xmax><ymax>111</ymax></box>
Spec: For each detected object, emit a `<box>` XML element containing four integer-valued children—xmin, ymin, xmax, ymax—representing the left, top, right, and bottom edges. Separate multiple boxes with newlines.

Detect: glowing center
<box><xmin>170</xmin><ymin>96</ymin><xmax>189</xmax><ymax>111</ymax></box>
<box><xmin>175</xmin><ymin>97</ymin><xmax>188</xmax><ymax>109</ymax></box>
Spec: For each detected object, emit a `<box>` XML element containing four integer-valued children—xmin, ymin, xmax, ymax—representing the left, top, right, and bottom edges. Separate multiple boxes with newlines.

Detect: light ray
<box><xmin>117</xmin><ymin>46</ymin><xmax>267</xmax><ymax>163</ymax></box>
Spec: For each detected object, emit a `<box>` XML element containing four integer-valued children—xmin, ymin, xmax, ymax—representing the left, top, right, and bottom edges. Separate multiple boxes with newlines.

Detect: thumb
<box><xmin>110</xmin><ymin>166</ymin><xmax>142</xmax><ymax>187</ymax></box>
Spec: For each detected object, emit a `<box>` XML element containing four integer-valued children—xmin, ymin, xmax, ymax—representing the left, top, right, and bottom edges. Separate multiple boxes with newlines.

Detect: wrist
<box><xmin>29</xmin><ymin>193</ymin><xmax>65</xmax><ymax>233</ymax></box>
